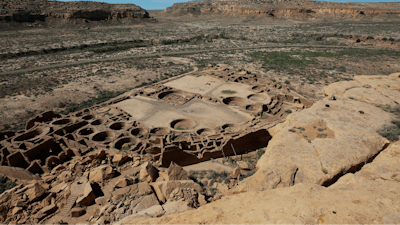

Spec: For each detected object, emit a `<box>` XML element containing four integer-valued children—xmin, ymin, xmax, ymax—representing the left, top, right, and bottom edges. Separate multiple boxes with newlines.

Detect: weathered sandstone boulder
<box><xmin>33</xmin><ymin>204</ymin><xmax>57</xmax><ymax>220</ymax></box>
<box><xmin>110</xmin><ymin>182</ymin><xmax>153</xmax><ymax>201</ymax></box>
<box><xmin>139</xmin><ymin>162</ymin><xmax>158</xmax><ymax>183</ymax></box>
<box><xmin>133</xmin><ymin>194</ymin><xmax>160</xmax><ymax>213</ymax></box>
<box><xmin>150</xmin><ymin>180</ymin><xmax>202</xmax><ymax>203</ymax></box>
<box><xmin>25</xmin><ymin>183</ymin><xmax>46</xmax><ymax>202</ymax></box>
<box><xmin>76</xmin><ymin>182</ymin><xmax>96</xmax><ymax>206</ymax></box>
<box><xmin>324</xmin><ymin>74</ymin><xmax>400</xmax><ymax>107</ymax></box>
<box><xmin>89</xmin><ymin>165</ymin><xmax>116</xmax><ymax>183</ymax></box>
<box><xmin>70</xmin><ymin>207</ymin><xmax>86</xmax><ymax>217</ymax></box>
<box><xmin>114</xmin><ymin>178</ymin><xmax>133</xmax><ymax>188</ymax></box>
<box><xmin>158</xmin><ymin>162</ymin><xmax>188</xmax><ymax>181</ymax></box>
<box><xmin>112</xmin><ymin>152</ymin><xmax>131</xmax><ymax>165</ymax></box>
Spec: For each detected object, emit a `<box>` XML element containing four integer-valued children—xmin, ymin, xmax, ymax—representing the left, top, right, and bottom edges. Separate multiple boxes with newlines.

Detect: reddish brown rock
<box><xmin>33</xmin><ymin>204</ymin><xmax>57</xmax><ymax>220</ymax></box>
<box><xmin>70</xmin><ymin>207</ymin><xmax>86</xmax><ymax>217</ymax></box>
<box><xmin>25</xmin><ymin>183</ymin><xmax>46</xmax><ymax>202</ymax></box>
<box><xmin>159</xmin><ymin>162</ymin><xmax>188</xmax><ymax>181</ymax></box>
<box><xmin>114</xmin><ymin>178</ymin><xmax>132</xmax><ymax>188</ymax></box>
<box><xmin>76</xmin><ymin>182</ymin><xmax>96</xmax><ymax>206</ymax></box>
<box><xmin>112</xmin><ymin>153</ymin><xmax>130</xmax><ymax>165</ymax></box>
<box><xmin>89</xmin><ymin>165</ymin><xmax>116</xmax><ymax>183</ymax></box>
<box><xmin>139</xmin><ymin>162</ymin><xmax>158</xmax><ymax>183</ymax></box>
<box><xmin>150</xmin><ymin>180</ymin><xmax>202</xmax><ymax>203</ymax></box>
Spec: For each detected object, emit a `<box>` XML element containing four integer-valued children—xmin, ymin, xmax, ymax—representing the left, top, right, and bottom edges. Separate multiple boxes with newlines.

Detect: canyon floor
<box><xmin>1</xmin><ymin>1</ymin><xmax>400</xmax><ymax>224</ymax></box>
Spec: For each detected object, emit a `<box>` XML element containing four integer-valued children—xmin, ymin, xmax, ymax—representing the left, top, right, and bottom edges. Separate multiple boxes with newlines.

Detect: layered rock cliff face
<box><xmin>0</xmin><ymin>0</ymin><xmax>152</xmax><ymax>28</ymax></box>
<box><xmin>164</xmin><ymin>0</ymin><xmax>400</xmax><ymax>20</ymax></box>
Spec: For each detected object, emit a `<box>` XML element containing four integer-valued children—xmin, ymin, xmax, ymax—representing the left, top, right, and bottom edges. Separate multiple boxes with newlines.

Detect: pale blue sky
<box><xmin>59</xmin><ymin>0</ymin><xmax>400</xmax><ymax>10</ymax></box>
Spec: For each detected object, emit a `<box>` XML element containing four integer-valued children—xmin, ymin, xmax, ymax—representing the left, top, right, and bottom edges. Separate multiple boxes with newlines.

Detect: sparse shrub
<box><xmin>58</xmin><ymin>102</ymin><xmax>66</xmax><ymax>108</ymax></box>
<box><xmin>284</xmin><ymin>80</ymin><xmax>290</xmax><ymax>84</ymax></box>
<box><xmin>188</xmin><ymin>173</ymin><xmax>196</xmax><ymax>181</ymax></box>
<box><xmin>0</xmin><ymin>176</ymin><xmax>17</xmax><ymax>194</ymax></box>
<box><xmin>392</xmin><ymin>120</ymin><xmax>400</xmax><ymax>128</ymax></box>
<box><xmin>222</xmin><ymin>90</ymin><xmax>236</xmax><ymax>94</ymax></box>
<box><xmin>389</xmin><ymin>107</ymin><xmax>400</xmax><ymax>116</ymax></box>
<box><xmin>257</xmin><ymin>149</ymin><xmax>265</xmax><ymax>158</ymax></box>
<box><xmin>285</xmin><ymin>110</ymin><xmax>292</xmax><ymax>114</ymax></box>
<box><xmin>378</xmin><ymin>123</ymin><xmax>400</xmax><ymax>141</ymax></box>
<box><xmin>209</xmin><ymin>187</ymin><xmax>217</xmax><ymax>196</ymax></box>
<box><xmin>239</xmin><ymin>171</ymin><xmax>255</xmax><ymax>181</ymax></box>
<box><xmin>121</xmin><ymin>146</ymin><xmax>130</xmax><ymax>151</ymax></box>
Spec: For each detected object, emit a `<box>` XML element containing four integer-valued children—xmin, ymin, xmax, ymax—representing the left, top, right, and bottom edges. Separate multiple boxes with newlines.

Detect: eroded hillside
<box><xmin>164</xmin><ymin>0</ymin><xmax>400</xmax><ymax>20</ymax></box>
<box><xmin>0</xmin><ymin>0</ymin><xmax>153</xmax><ymax>30</ymax></box>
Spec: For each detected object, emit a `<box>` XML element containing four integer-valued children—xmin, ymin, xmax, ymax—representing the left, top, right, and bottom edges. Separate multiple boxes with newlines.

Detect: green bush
<box><xmin>378</xmin><ymin>122</ymin><xmax>400</xmax><ymax>141</ymax></box>
<box><xmin>257</xmin><ymin>149</ymin><xmax>265</xmax><ymax>158</ymax></box>
<box><xmin>0</xmin><ymin>176</ymin><xmax>17</xmax><ymax>194</ymax></box>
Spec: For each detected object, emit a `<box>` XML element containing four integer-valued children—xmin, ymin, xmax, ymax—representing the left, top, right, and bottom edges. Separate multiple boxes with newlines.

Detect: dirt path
<box><xmin>0</xmin><ymin>44</ymin><xmax>392</xmax><ymax>76</ymax></box>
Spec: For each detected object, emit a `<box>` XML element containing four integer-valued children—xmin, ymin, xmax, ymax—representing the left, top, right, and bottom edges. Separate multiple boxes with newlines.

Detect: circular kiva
<box><xmin>114</xmin><ymin>137</ymin><xmax>139</xmax><ymax>150</ymax></box>
<box><xmin>131</xmin><ymin>128</ymin><xmax>148</xmax><ymax>136</ymax></box>
<box><xmin>245</xmin><ymin>103</ymin><xmax>264</xmax><ymax>112</ymax></box>
<box><xmin>222</xmin><ymin>97</ymin><xmax>248</xmax><ymax>106</ymax></box>
<box><xmin>252</xmin><ymin>85</ymin><xmax>264</xmax><ymax>91</ymax></box>
<box><xmin>247</xmin><ymin>93</ymin><xmax>268</xmax><ymax>101</ymax></box>
<box><xmin>91</xmin><ymin>119</ymin><xmax>107</xmax><ymax>126</ymax></box>
<box><xmin>196</xmin><ymin>128</ymin><xmax>215</xmax><ymax>136</ymax></box>
<box><xmin>91</xmin><ymin>131</ymin><xmax>116</xmax><ymax>142</ymax></box>
<box><xmin>109</xmin><ymin>121</ymin><xmax>129</xmax><ymax>131</ymax></box>
<box><xmin>158</xmin><ymin>90</ymin><xmax>184</xmax><ymax>100</ymax></box>
<box><xmin>150</xmin><ymin>127</ymin><xmax>170</xmax><ymax>135</ymax></box>
<box><xmin>77</xmin><ymin>127</ymin><xmax>96</xmax><ymax>136</ymax></box>
<box><xmin>13</xmin><ymin>127</ymin><xmax>50</xmax><ymax>142</ymax></box>
<box><xmin>51</xmin><ymin>118</ymin><xmax>75</xmax><ymax>125</ymax></box>
<box><xmin>82</xmin><ymin>114</ymin><xmax>95</xmax><ymax>120</ymax></box>
<box><xmin>221</xmin><ymin>124</ymin><xmax>241</xmax><ymax>133</ymax></box>
<box><xmin>170</xmin><ymin>119</ymin><xmax>196</xmax><ymax>130</ymax></box>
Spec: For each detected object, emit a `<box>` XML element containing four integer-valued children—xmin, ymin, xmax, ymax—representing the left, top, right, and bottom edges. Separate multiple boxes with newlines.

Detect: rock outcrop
<box><xmin>127</xmin><ymin>140</ymin><xmax>400</xmax><ymax>224</ymax></box>
<box><xmin>164</xmin><ymin>0</ymin><xmax>400</xmax><ymax>20</ymax></box>
<box><xmin>231</xmin><ymin>94</ymin><xmax>394</xmax><ymax>193</ymax></box>
<box><xmin>323</xmin><ymin>73</ymin><xmax>400</xmax><ymax>107</ymax></box>
<box><xmin>0</xmin><ymin>0</ymin><xmax>153</xmax><ymax>29</ymax></box>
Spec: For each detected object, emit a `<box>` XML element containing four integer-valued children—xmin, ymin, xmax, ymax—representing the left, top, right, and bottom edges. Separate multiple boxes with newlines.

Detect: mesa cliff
<box><xmin>0</xmin><ymin>0</ymin><xmax>153</xmax><ymax>29</ymax></box>
<box><xmin>164</xmin><ymin>0</ymin><xmax>400</xmax><ymax>20</ymax></box>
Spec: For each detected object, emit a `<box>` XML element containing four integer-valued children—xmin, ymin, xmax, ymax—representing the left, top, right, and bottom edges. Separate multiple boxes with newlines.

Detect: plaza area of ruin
<box><xmin>1</xmin><ymin>66</ymin><xmax>311</xmax><ymax>175</ymax></box>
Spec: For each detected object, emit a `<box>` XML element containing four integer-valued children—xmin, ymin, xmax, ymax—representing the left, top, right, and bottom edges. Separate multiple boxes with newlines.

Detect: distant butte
<box><xmin>164</xmin><ymin>0</ymin><xmax>400</xmax><ymax>20</ymax></box>
<box><xmin>0</xmin><ymin>0</ymin><xmax>154</xmax><ymax>29</ymax></box>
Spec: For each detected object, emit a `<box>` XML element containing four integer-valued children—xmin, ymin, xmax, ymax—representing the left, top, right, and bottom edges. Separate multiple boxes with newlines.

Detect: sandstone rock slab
<box><xmin>158</xmin><ymin>161</ymin><xmax>188</xmax><ymax>181</ymax></box>
<box><xmin>150</xmin><ymin>180</ymin><xmax>202</xmax><ymax>203</ymax></box>
<box><xmin>76</xmin><ymin>182</ymin><xmax>96</xmax><ymax>206</ymax></box>
<box><xmin>139</xmin><ymin>162</ymin><xmax>158</xmax><ymax>183</ymax></box>
<box><xmin>89</xmin><ymin>165</ymin><xmax>116</xmax><ymax>183</ymax></box>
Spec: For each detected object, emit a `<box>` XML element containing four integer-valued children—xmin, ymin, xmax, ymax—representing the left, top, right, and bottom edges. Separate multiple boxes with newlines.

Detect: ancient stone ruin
<box><xmin>0</xmin><ymin>66</ymin><xmax>311</xmax><ymax>176</ymax></box>
<box><xmin>0</xmin><ymin>66</ymin><xmax>314</xmax><ymax>224</ymax></box>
